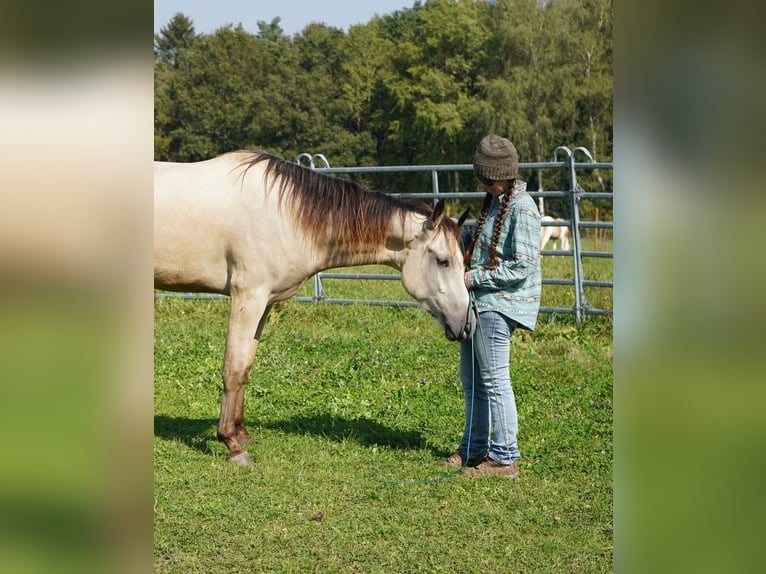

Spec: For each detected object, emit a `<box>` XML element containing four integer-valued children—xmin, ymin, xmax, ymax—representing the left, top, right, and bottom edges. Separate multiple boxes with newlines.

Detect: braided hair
<box><xmin>465</xmin><ymin>189</ymin><xmax>513</xmax><ymax>270</ymax></box>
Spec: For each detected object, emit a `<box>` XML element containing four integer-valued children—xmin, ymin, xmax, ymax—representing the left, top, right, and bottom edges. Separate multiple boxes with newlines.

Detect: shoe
<box><xmin>438</xmin><ymin>452</ymin><xmax>465</xmax><ymax>468</ymax></box>
<box><xmin>438</xmin><ymin>452</ymin><xmax>486</xmax><ymax>468</ymax></box>
<box><xmin>461</xmin><ymin>456</ymin><xmax>520</xmax><ymax>478</ymax></box>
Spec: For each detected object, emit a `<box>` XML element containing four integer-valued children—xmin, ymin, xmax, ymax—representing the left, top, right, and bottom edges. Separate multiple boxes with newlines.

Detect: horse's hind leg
<box><xmin>217</xmin><ymin>295</ymin><xmax>269</xmax><ymax>464</ymax></box>
<box><xmin>540</xmin><ymin>227</ymin><xmax>553</xmax><ymax>250</ymax></box>
<box><xmin>561</xmin><ymin>227</ymin><xmax>571</xmax><ymax>251</ymax></box>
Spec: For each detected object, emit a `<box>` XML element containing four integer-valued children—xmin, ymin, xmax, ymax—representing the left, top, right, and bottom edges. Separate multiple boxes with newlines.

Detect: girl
<box><xmin>441</xmin><ymin>135</ymin><xmax>542</xmax><ymax>477</ymax></box>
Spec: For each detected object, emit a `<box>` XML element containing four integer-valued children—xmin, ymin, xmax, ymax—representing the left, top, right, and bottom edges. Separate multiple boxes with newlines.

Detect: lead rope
<box><xmin>374</xmin><ymin>293</ymin><xmax>478</xmax><ymax>486</ymax></box>
<box><xmin>471</xmin><ymin>298</ymin><xmax>524</xmax><ymax>508</ymax></box>
<box><xmin>375</xmin><ymin>292</ymin><xmax>523</xmax><ymax>504</ymax></box>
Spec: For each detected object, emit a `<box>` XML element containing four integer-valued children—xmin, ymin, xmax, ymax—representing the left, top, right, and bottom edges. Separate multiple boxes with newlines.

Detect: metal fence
<box><xmin>157</xmin><ymin>147</ymin><xmax>613</xmax><ymax>323</ymax></box>
<box><xmin>295</xmin><ymin>146</ymin><xmax>613</xmax><ymax>322</ymax></box>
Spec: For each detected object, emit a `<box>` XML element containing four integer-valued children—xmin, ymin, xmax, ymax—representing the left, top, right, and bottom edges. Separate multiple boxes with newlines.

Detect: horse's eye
<box><xmin>436</xmin><ymin>258</ymin><xmax>450</xmax><ymax>268</ymax></box>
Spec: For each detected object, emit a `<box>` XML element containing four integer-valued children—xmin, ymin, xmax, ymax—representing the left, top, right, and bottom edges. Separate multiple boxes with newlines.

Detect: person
<box><xmin>440</xmin><ymin>134</ymin><xmax>542</xmax><ymax>478</ymax></box>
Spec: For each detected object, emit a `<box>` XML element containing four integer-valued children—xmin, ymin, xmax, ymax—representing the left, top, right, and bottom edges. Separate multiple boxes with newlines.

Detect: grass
<box><xmin>154</xmin><ymin>259</ymin><xmax>612</xmax><ymax>572</ymax></box>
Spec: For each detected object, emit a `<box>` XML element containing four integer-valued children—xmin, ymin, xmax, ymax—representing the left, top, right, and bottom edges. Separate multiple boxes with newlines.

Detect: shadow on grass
<box><xmin>154</xmin><ymin>413</ymin><xmax>440</xmax><ymax>456</ymax></box>
<box><xmin>262</xmin><ymin>414</ymin><xmax>437</xmax><ymax>454</ymax></box>
<box><xmin>154</xmin><ymin>415</ymin><xmax>219</xmax><ymax>455</ymax></box>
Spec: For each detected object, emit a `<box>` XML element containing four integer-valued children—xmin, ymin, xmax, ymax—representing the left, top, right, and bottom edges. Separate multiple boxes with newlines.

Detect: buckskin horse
<box><xmin>154</xmin><ymin>151</ymin><xmax>471</xmax><ymax>464</ymax></box>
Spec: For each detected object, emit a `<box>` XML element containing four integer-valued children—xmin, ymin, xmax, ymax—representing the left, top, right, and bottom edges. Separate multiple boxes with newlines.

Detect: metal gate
<box><xmin>295</xmin><ymin>146</ymin><xmax>613</xmax><ymax>322</ymax></box>
<box><xmin>157</xmin><ymin>147</ymin><xmax>613</xmax><ymax>323</ymax></box>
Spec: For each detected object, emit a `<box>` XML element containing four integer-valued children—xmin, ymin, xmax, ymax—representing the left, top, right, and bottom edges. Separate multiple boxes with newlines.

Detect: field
<box><xmin>154</xmin><ymin>243</ymin><xmax>612</xmax><ymax>573</ymax></box>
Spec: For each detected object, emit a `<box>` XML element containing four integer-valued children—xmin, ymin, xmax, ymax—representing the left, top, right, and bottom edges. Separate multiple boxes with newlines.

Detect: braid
<box><xmin>487</xmin><ymin>191</ymin><xmax>512</xmax><ymax>269</ymax></box>
<box><xmin>465</xmin><ymin>190</ymin><xmax>513</xmax><ymax>270</ymax></box>
<box><xmin>464</xmin><ymin>192</ymin><xmax>493</xmax><ymax>267</ymax></box>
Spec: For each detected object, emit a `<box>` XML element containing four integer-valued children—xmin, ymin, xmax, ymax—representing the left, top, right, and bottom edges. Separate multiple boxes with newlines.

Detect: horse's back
<box><xmin>154</xmin><ymin>154</ymin><xmax>262</xmax><ymax>293</ymax></box>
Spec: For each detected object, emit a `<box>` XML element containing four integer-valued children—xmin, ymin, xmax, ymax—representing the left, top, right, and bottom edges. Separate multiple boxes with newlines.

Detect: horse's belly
<box><xmin>267</xmin><ymin>281</ymin><xmax>306</xmax><ymax>304</ymax></box>
<box><xmin>154</xmin><ymin>267</ymin><xmax>228</xmax><ymax>293</ymax></box>
<box><xmin>154</xmin><ymin>257</ymin><xmax>229</xmax><ymax>293</ymax></box>
<box><xmin>154</xmin><ymin>231</ymin><xmax>230</xmax><ymax>293</ymax></box>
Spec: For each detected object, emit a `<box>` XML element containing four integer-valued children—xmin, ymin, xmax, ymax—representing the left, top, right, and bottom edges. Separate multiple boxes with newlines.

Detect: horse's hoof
<box><xmin>228</xmin><ymin>452</ymin><xmax>252</xmax><ymax>465</ymax></box>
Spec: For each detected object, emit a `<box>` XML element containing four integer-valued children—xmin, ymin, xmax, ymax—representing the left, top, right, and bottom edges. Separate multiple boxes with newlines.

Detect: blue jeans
<box><xmin>459</xmin><ymin>311</ymin><xmax>521</xmax><ymax>465</ymax></box>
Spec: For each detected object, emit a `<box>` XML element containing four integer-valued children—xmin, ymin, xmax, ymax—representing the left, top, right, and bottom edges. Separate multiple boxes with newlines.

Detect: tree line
<box><xmin>154</xmin><ymin>0</ymin><xmax>612</xmax><ymax>215</ymax></box>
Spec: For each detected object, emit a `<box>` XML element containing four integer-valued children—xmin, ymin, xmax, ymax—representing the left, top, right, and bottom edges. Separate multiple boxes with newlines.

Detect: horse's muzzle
<box><xmin>444</xmin><ymin>309</ymin><xmax>475</xmax><ymax>342</ymax></box>
<box><xmin>445</xmin><ymin>297</ymin><xmax>477</xmax><ymax>342</ymax></box>
<box><xmin>445</xmin><ymin>323</ymin><xmax>471</xmax><ymax>342</ymax></box>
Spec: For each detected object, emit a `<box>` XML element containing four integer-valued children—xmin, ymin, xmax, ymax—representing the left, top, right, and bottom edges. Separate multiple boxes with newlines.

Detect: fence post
<box><xmin>313</xmin><ymin>274</ymin><xmax>325</xmax><ymax>302</ymax></box>
<box><xmin>569</xmin><ymin>147</ymin><xmax>597</xmax><ymax>323</ymax></box>
<box><xmin>300</xmin><ymin>152</ymin><xmax>332</xmax><ymax>302</ymax></box>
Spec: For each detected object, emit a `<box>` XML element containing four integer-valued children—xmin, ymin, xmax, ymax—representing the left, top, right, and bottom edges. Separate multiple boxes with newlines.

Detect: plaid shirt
<box><xmin>465</xmin><ymin>181</ymin><xmax>542</xmax><ymax>330</ymax></box>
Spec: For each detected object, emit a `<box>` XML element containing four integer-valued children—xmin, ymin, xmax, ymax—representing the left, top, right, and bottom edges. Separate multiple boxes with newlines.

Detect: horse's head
<box><xmin>399</xmin><ymin>200</ymin><xmax>471</xmax><ymax>342</ymax></box>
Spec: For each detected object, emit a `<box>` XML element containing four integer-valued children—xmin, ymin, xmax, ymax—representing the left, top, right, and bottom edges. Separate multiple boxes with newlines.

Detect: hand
<box><xmin>464</xmin><ymin>272</ymin><xmax>470</xmax><ymax>289</ymax></box>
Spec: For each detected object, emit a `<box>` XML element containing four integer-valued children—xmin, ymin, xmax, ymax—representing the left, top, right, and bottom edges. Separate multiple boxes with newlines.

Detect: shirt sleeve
<box><xmin>466</xmin><ymin>203</ymin><xmax>540</xmax><ymax>291</ymax></box>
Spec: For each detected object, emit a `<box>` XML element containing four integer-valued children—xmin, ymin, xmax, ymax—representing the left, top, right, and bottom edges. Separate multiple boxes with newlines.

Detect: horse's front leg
<box><xmin>217</xmin><ymin>295</ymin><xmax>269</xmax><ymax>464</ymax></box>
<box><xmin>233</xmin><ymin>304</ymin><xmax>272</xmax><ymax>446</ymax></box>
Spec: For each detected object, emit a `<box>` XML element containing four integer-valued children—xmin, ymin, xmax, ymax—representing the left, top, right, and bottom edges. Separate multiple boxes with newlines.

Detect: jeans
<box><xmin>459</xmin><ymin>311</ymin><xmax>520</xmax><ymax>465</ymax></box>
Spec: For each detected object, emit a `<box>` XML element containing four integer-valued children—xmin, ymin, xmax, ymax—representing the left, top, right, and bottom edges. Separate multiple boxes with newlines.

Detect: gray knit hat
<box><xmin>472</xmin><ymin>135</ymin><xmax>520</xmax><ymax>181</ymax></box>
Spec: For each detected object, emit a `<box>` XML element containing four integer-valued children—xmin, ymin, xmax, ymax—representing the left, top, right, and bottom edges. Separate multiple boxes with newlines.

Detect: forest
<box><xmin>154</xmin><ymin>0</ymin><xmax>612</xmax><ymax>208</ymax></box>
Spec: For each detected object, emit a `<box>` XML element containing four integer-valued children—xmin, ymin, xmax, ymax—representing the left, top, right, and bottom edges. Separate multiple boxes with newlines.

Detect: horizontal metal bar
<box><xmin>532</xmin><ymin>191</ymin><xmax>571</xmax><ymax>198</ymax></box>
<box><xmin>542</xmin><ymin>279</ymin><xmax>612</xmax><ymax>289</ymax></box>
<box><xmin>342</xmin><ymin>189</ymin><xmax>612</xmax><ymax>201</ymax></box>
<box><xmin>319</xmin><ymin>273</ymin><xmax>399</xmax><ymax>281</ymax></box>
<box><xmin>393</xmin><ymin>192</ymin><xmax>488</xmax><ymax>199</ymax></box>
<box><xmin>583</xmin><ymin>280</ymin><xmax>613</xmax><ymax>288</ymax></box>
<box><xmin>541</xmin><ymin>249</ymin><xmax>612</xmax><ymax>258</ymax></box>
<box><xmin>315</xmin><ymin>161</ymin><xmax>613</xmax><ymax>175</ymax></box>
<box><xmin>539</xmin><ymin>306</ymin><xmax>578</xmax><ymax>315</ymax></box>
<box><xmin>583</xmin><ymin>308</ymin><xmax>612</xmax><ymax>316</ymax></box>
<box><xmin>580</xmin><ymin>251</ymin><xmax>613</xmax><ymax>259</ymax></box>
<box><xmin>155</xmin><ymin>292</ymin><xmax>228</xmax><ymax>300</ymax></box>
<box><xmin>296</xmin><ymin>297</ymin><xmax>418</xmax><ymax>308</ymax></box>
<box><xmin>539</xmin><ymin>306</ymin><xmax>613</xmax><ymax>316</ymax></box>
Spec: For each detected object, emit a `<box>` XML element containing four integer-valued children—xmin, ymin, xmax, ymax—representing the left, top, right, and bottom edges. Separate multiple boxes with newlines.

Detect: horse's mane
<box><xmin>237</xmin><ymin>151</ymin><xmax>461</xmax><ymax>251</ymax></box>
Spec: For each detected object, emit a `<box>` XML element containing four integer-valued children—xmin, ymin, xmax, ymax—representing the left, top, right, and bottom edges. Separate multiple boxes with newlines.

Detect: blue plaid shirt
<box><xmin>465</xmin><ymin>181</ymin><xmax>542</xmax><ymax>330</ymax></box>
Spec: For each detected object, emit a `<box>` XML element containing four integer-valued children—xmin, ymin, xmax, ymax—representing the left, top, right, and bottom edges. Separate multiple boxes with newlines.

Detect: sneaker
<box><xmin>461</xmin><ymin>457</ymin><xmax>520</xmax><ymax>478</ymax></box>
<box><xmin>438</xmin><ymin>452</ymin><xmax>465</xmax><ymax>468</ymax></box>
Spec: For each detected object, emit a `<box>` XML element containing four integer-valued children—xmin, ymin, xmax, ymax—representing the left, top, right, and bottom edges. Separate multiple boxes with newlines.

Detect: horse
<box><xmin>154</xmin><ymin>150</ymin><xmax>471</xmax><ymax>464</ymax></box>
<box><xmin>540</xmin><ymin>215</ymin><xmax>571</xmax><ymax>251</ymax></box>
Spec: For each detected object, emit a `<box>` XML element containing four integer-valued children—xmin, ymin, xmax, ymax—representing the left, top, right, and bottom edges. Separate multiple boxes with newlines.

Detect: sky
<box><xmin>154</xmin><ymin>0</ymin><xmax>418</xmax><ymax>38</ymax></box>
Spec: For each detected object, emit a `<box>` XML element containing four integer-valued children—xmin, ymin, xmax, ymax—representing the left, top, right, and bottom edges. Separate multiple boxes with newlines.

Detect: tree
<box><xmin>153</xmin><ymin>0</ymin><xmax>612</xmax><ymax>211</ymax></box>
<box><xmin>155</xmin><ymin>24</ymin><xmax>269</xmax><ymax>161</ymax></box>
<box><xmin>154</xmin><ymin>13</ymin><xmax>197</xmax><ymax>70</ymax></box>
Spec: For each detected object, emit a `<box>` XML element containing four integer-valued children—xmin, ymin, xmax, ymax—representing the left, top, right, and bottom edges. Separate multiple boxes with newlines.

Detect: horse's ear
<box><xmin>426</xmin><ymin>199</ymin><xmax>446</xmax><ymax>230</ymax></box>
<box><xmin>457</xmin><ymin>208</ymin><xmax>470</xmax><ymax>227</ymax></box>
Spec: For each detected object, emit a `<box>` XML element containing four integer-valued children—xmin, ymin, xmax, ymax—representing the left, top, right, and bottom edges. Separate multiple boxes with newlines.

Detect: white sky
<box><xmin>154</xmin><ymin>0</ymin><xmax>418</xmax><ymax>37</ymax></box>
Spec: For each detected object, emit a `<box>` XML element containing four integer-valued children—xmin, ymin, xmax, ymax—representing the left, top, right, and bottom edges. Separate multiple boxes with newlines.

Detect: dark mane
<box><xmin>238</xmin><ymin>151</ymin><xmax>460</xmax><ymax>250</ymax></box>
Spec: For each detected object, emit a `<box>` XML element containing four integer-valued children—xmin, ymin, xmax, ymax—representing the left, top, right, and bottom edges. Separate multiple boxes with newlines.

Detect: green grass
<box><xmin>155</xmin><ymin>275</ymin><xmax>612</xmax><ymax>573</ymax></box>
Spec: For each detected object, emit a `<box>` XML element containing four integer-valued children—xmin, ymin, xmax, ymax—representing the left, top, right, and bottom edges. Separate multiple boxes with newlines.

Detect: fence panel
<box><xmin>156</xmin><ymin>147</ymin><xmax>613</xmax><ymax>322</ymax></box>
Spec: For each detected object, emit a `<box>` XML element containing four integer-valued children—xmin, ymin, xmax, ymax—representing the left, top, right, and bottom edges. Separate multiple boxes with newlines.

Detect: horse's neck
<box><xmin>381</xmin><ymin>211</ymin><xmax>426</xmax><ymax>269</ymax></box>
<box><xmin>318</xmin><ymin>210</ymin><xmax>424</xmax><ymax>271</ymax></box>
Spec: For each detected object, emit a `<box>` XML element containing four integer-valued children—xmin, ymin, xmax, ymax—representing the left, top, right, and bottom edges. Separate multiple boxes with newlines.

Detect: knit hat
<box><xmin>472</xmin><ymin>135</ymin><xmax>520</xmax><ymax>181</ymax></box>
